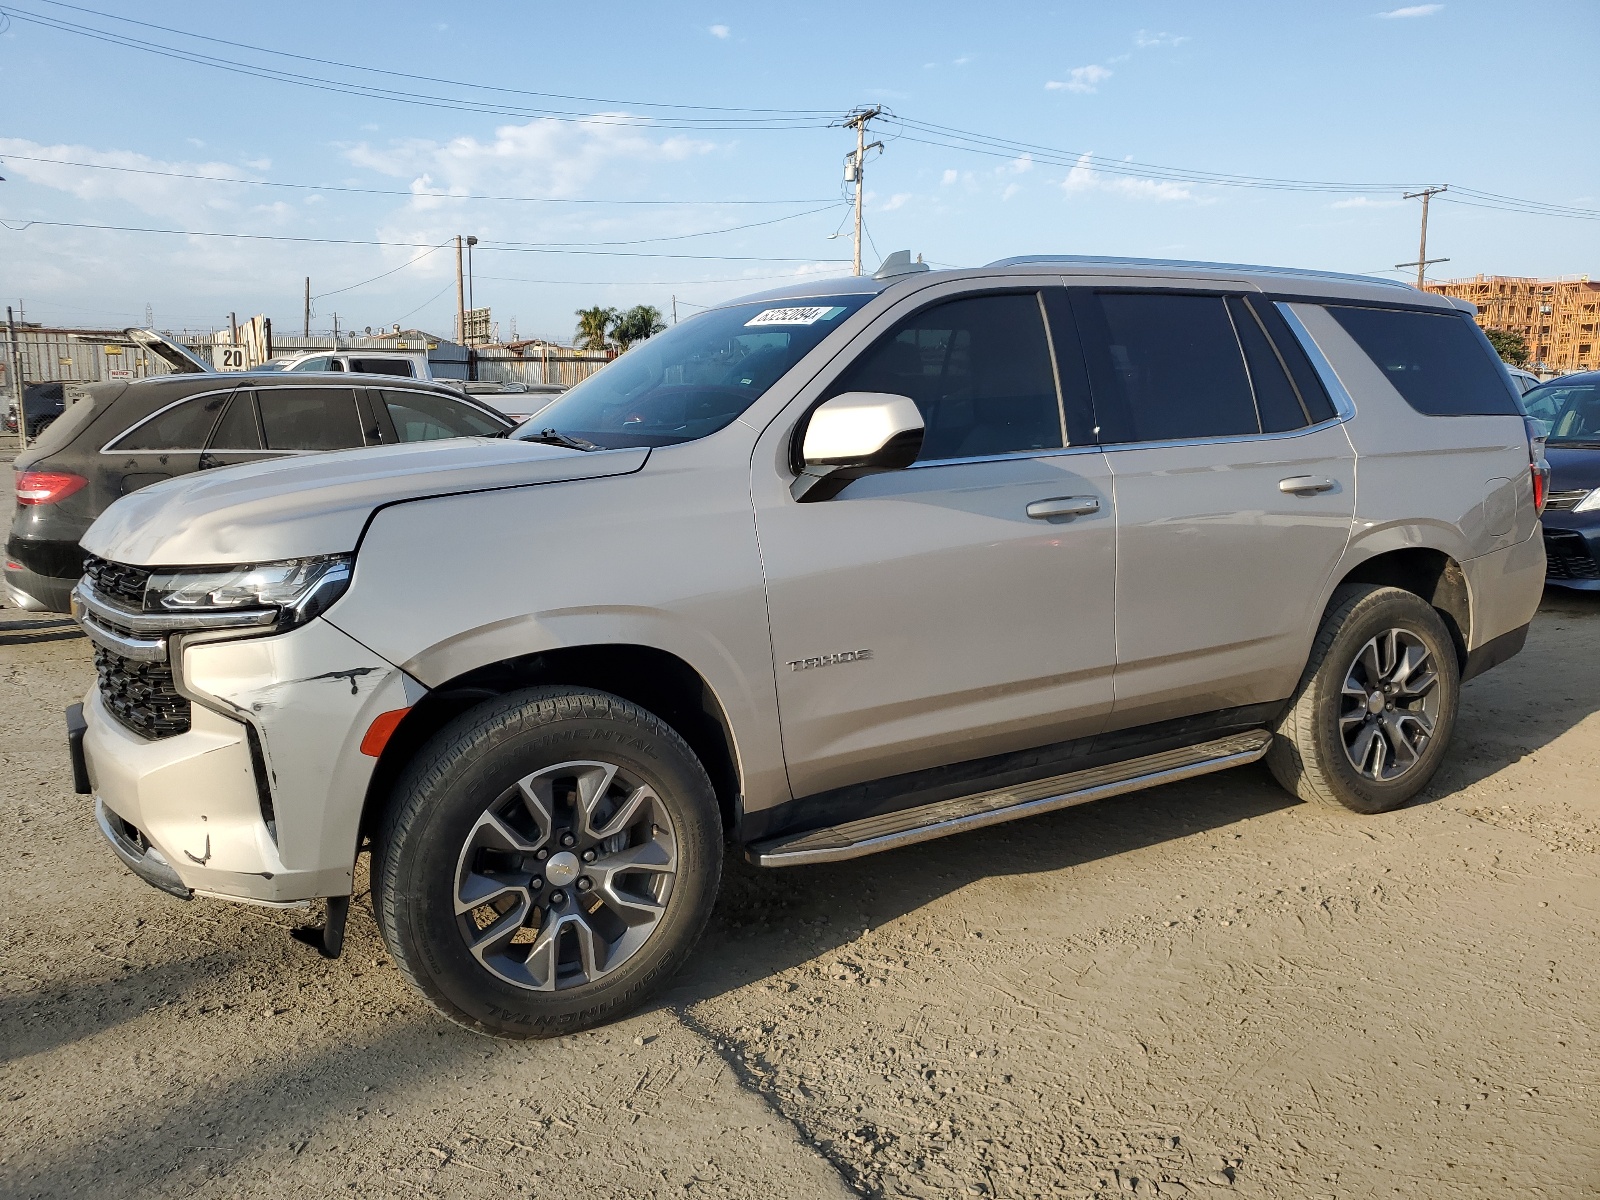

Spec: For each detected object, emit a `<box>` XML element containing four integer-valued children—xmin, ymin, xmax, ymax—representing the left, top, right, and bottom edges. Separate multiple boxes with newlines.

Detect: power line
<box><xmin>0</xmin><ymin>4</ymin><xmax>833</xmax><ymax>131</ymax></box>
<box><xmin>25</xmin><ymin>0</ymin><xmax>842</xmax><ymax>118</ymax></box>
<box><xmin>0</xmin><ymin>215</ymin><xmax>852</xmax><ymax>262</ymax></box>
<box><xmin>0</xmin><ymin>153</ymin><xmax>839</xmax><ymax>206</ymax></box>
<box><xmin>313</xmin><ymin>241</ymin><xmax>449</xmax><ymax>299</ymax></box>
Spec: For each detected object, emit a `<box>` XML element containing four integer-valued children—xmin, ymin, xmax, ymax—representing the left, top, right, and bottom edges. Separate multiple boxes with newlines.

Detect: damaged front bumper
<box><xmin>78</xmin><ymin>614</ymin><xmax>426</xmax><ymax>906</ymax></box>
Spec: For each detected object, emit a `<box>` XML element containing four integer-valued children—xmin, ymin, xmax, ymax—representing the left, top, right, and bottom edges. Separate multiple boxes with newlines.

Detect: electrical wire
<box><xmin>25</xmin><ymin>0</ymin><xmax>842</xmax><ymax>118</ymax></box>
<box><xmin>0</xmin><ymin>153</ymin><xmax>839</xmax><ymax>207</ymax></box>
<box><xmin>0</xmin><ymin>4</ymin><xmax>834</xmax><ymax>131</ymax></box>
<box><xmin>0</xmin><ymin>215</ymin><xmax>852</xmax><ymax>262</ymax></box>
<box><xmin>312</xmin><ymin>241</ymin><xmax>449</xmax><ymax>299</ymax></box>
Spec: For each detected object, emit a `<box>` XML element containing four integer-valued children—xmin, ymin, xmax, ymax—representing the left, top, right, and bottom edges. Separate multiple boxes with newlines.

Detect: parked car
<box><xmin>5</xmin><ymin>373</ymin><xmax>513</xmax><ymax>612</ymax></box>
<box><xmin>67</xmin><ymin>255</ymin><xmax>1545</xmax><ymax>1038</ymax></box>
<box><xmin>1506</xmin><ymin>366</ymin><xmax>1541</xmax><ymax>395</ymax></box>
<box><xmin>462</xmin><ymin>380</ymin><xmax>566</xmax><ymax>425</ymax></box>
<box><xmin>1521</xmin><ymin>370</ymin><xmax>1600</xmax><ymax>588</ymax></box>
<box><xmin>265</xmin><ymin>349</ymin><xmax>431</xmax><ymax>379</ymax></box>
<box><xmin>4</xmin><ymin>382</ymin><xmax>68</xmax><ymax>440</ymax></box>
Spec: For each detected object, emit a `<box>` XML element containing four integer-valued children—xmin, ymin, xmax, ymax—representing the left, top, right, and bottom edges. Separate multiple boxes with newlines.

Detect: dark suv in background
<box><xmin>1522</xmin><ymin>370</ymin><xmax>1600</xmax><ymax>589</ymax></box>
<box><xmin>6</xmin><ymin>372</ymin><xmax>513</xmax><ymax>612</ymax></box>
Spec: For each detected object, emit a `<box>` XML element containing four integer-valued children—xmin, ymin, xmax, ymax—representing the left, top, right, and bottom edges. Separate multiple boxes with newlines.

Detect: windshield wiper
<box><xmin>523</xmin><ymin>428</ymin><xmax>601</xmax><ymax>452</ymax></box>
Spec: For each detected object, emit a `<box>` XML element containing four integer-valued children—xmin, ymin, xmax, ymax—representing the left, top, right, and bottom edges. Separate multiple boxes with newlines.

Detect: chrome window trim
<box><xmin>99</xmin><ymin>386</ymin><xmax>240</xmax><ymax>454</ymax></box>
<box><xmin>1275</xmin><ymin>302</ymin><xmax>1358</xmax><ymax>421</ymax></box>
<box><xmin>375</xmin><ymin>385</ymin><xmax>515</xmax><ymax>431</ymax></box>
<box><xmin>1093</xmin><ymin>417</ymin><xmax>1349</xmax><ymax>457</ymax></box>
<box><xmin>905</xmin><ymin>442</ymin><xmax>1104</xmax><ymax>470</ymax></box>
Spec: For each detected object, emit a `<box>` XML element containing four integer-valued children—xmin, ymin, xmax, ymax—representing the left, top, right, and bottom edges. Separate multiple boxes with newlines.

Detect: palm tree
<box><xmin>611</xmin><ymin>305</ymin><xmax>667</xmax><ymax>352</ymax></box>
<box><xmin>574</xmin><ymin>306</ymin><xmax>617</xmax><ymax>351</ymax></box>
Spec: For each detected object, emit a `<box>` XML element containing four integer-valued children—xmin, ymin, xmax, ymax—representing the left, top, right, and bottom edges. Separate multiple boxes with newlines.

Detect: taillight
<box><xmin>1532</xmin><ymin>462</ymin><xmax>1550</xmax><ymax>515</ymax></box>
<box><xmin>1523</xmin><ymin>416</ymin><xmax>1550</xmax><ymax>516</ymax></box>
<box><xmin>15</xmin><ymin>470</ymin><xmax>89</xmax><ymax>505</ymax></box>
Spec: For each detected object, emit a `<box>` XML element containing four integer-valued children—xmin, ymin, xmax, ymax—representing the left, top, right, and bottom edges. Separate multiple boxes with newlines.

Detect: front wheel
<box><xmin>373</xmin><ymin>687</ymin><xmax>723</xmax><ymax>1038</ymax></box>
<box><xmin>1267</xmin><ymin>584</ymin><xmax>1461</xmax><ymax>814</ymax></box>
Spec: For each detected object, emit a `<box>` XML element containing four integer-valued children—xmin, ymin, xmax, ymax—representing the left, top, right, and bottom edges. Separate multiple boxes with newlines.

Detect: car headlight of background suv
<box><xmin>145</xmin><ymin>554</ymin><xmax>353</xmax><ymax>630</ymax></box>
<box><xmin>1572</xmin><ymin>488</ymin><xmax>1600</xmax><ymax>514</ymax></box>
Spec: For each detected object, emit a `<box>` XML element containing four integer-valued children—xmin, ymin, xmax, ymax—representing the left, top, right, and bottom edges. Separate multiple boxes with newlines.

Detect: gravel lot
<box><xmin>1</xmin><ymin>545</ymin><xmax>1596</xmax><ymax>1197</ymax></box>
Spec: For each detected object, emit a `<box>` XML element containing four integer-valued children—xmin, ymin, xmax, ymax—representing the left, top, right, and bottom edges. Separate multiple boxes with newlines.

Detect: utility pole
<box><xmin>228</xmin><ymin>312</ymin><xmax>239</xmax><ymax>344</ymax></box>
<box><xmin>1397</xmin><ymin>185</ymin><xmax>1450</xmax><ymax>288</ymax></box>
<box><xmin>6</xmin><ymin>306</ymin><xmax>25</xmax><ymax>445</ymax></box>
<box><xmin>465</xmin><ymin>235</ymin><xmax>478</xmax><ymax>317</ymax></box>
<box><xmin>303</xmin><ymin>277</ymin><xmax>311</xmax><ymax>338</ymax></box>
<box><xmin>840</xmin><ymin>106</ymin><xmax>885</xmax><ymax>276</ymax></box>
<box><xmin>454</xmin><ymin>235</ymin><xmax>466</xmax><ymax>344</ymax></box>
<box><xmin>671</xmin><ymin>294</ymin><xmax>677</xmax><ymax>325</ymax></box>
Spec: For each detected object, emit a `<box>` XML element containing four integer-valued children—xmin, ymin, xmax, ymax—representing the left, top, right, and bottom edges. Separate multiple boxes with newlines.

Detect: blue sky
<box><xmin>2</xmin><ymin>0</ymin><xmax>1597</xmax><ymax>344</ymax></box>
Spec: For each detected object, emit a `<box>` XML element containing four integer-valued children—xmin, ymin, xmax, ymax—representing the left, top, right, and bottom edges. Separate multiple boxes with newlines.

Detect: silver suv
<box><xmin>67</xmin><ymin>256</ymin><xmax>1548</xmax><ymax>1037</ymax></box>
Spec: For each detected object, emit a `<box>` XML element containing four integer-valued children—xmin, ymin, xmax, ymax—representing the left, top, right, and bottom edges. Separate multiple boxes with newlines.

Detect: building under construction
<box><xmin>1425</xmin><ymin>275</ymin><xmax>1600</xmax><ymax>374</ymax></box>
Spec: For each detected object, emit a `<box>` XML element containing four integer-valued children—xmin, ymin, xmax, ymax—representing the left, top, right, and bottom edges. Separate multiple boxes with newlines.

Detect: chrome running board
<box><xmin>748</xmin><ymin>730</ymin><xmax>1273</xmax><ymax>867</ymax></box>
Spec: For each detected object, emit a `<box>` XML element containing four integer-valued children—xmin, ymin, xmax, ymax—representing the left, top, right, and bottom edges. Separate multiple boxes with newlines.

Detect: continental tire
<box><xmin>1267</xmin><ymin>584</ymin><xmax>1460</xmax><ymax>815</ymax></box>
<box><xmin>373</xmin><ymin>686</ymin><xmax>722</xmax><ymax>1038</ymax></box>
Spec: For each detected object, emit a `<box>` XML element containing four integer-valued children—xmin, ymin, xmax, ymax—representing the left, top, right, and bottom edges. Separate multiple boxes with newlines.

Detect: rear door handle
<box><xmin>1279</xmin><ymin>476</ymin><xmax>1335</xmax><ymax>495</ymax></box>
<box><xmin>1026</xmin><ymin>495</ymin><xmax>1100</xmax><ymax>519</ymax></box>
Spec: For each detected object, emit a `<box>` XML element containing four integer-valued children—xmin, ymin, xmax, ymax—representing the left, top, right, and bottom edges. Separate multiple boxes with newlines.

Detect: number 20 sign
<box><xmin>216</xmin><ymin>344</ymin><xmax>247</xmax><ymax>371</ymax></box>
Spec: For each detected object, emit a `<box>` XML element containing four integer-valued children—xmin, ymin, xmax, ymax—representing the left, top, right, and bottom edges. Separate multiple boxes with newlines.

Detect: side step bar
<box><xmin>748</xmin><ymin>729</ymin><xmax>1273</xmax><ymax>867</ymax></box>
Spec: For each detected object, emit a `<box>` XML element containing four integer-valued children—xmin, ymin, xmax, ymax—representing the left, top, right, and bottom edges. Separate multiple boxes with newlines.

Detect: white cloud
<box><xmin>1377</xmin><ymin>4</ymin><xmax>1443</xmax><ymax>16</ymax></box>
<box><xmin>1046</xmin><ymin>65</ymin><xmax>1112</xmax><ymax>94</ymax></box>
<box><xmin>1001</xmin><ymin>183</ymin><xmax>1022</xmax><ymax>201</ymax></box>
<box><xmin>1006</xmin><ymin>154</ymin><xmax>1033</xmax><ymax>174</ymax></box>
<box><xmin>709</xmin><ymin>23</ymin><xmax>730</xmax><ymax>38</ymax></box>
<box><xmin>1331</xmin><ymin>196</ymin><xmax>1407</xmax><ymax>209</ymax></box>
<box><xmin>1134</xmin><ymin>30</ymin><xmax>1189</xmax><ymax>47</ymax></box>
<box><xmin>1060</xmin><ymin>153</ymin><xmax>1194</xmax><ymax>202</ymax></box>
<box><xmin>346</xmin><ymin>116</ymin><xmax>714</xmax><ymax>204</ymax></box>
<box><xmin>0</xmin><ymin>137</ymin><xmax>272</xmax><ymax>221</ymax></box>
<box><xmin>879</xmin><ymin>193</ymin><xmax>912</xmax><ymax>212</ymax></box>
<box><xmin>941</xmin><ymin>168</ymin><xmax>960</xmax><ymax>186</ymax></box>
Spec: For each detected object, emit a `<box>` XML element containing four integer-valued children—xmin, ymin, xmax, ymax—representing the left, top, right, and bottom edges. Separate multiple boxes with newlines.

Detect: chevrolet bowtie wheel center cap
<box><xmin>544</xmin><ymin>850</ymin><xmax>580</xmax><ymax>887</ymax></box>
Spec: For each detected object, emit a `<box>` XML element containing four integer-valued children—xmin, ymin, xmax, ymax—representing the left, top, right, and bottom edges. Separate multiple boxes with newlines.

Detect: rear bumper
<box><xmin>1460</xmin><ymin>531</ymin><xmax>1545</xmax><ymax>675</ymax></box>
<box><xmin>5</xmin><ymin>536</ymin><xmax>83</xmax><ymax>613</ymax></box>
<box><xmin>1541</xmin><ymin>523</ymin><xmax>1600</xmax><ymax>591</ymax></box>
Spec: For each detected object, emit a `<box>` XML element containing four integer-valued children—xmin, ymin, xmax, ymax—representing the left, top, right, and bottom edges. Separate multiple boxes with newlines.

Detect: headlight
<box><xmin>1574</xmin><ymin>489</ymin><xmax>1600</xmax><ymax>514</ymax></box>
<box><xmin>146</xmin><ymin>555</ymin><xmax>353</xmax><ymax>628</ymax></box>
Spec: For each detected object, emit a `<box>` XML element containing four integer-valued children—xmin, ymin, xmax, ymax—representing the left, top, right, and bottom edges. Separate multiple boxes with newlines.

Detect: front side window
<box><xmin>828</xmin><ymin>292</ymin><xmax>1064</xmax><ymax>461</ymax></box>
<box><xmin>206</xmin><ymin>394</ymin><xmax>262</xmax><ymax>450</ymax></box>
<box><xmin>1326</xmin><ymin>306</ymin><xmax>1521</xmax><ymax>417</ymax></box>
<box><xmin>1082</xmin><ymin>293</ymin><xmax>1260</xmax><ymax>443</ymax></box>
<box><xmin>382</xmin><ymin>390</ymin><xmax>508</xmax><ymax>441</ymax></box>
<box><xmin>110</xmin><ymin>392</ymin><xmax>230</xmax><ymax>450</ymax></box>
<box><xmin>254</xmin><ymin>388</ymin><xmax>364</xmax><ymax>451</ymax></box>
<box><xmin>522</xmin><ymin>294</ymin><xmax>871</xmax><ymax>449</ymax></box>
<box><xmin>1522</xmin><ymin>379</ymin><xmax>1600</xmax><ymax>443</ymax></box>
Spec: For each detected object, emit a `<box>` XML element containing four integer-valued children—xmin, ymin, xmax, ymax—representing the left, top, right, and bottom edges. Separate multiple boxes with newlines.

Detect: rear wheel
<box><xmin>374</xmin><ymin>687</ymin><xmax>722</xmax><ymax>1038</ymax></box>
<box><xmin>1267</xmin><ymin>585</ymin><xmax>1460</xmax><ymax>814</ymax></box>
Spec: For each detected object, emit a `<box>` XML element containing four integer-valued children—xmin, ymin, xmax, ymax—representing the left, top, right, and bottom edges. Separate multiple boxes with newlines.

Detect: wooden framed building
<box><xmin>1425</xmin><ymin>275</ymin><xmax>1600</xmax><ymax>373</ymax></box>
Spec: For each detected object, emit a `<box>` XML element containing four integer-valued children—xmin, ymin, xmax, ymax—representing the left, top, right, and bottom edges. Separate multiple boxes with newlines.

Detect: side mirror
<box><xmin>793</xmin><ymin>391</ymin><xmax>924</xmax><ymax>501</ymax></box>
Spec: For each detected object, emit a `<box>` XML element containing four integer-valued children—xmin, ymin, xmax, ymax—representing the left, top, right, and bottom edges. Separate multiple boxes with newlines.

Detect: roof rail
<box><xmin>985</xmin><ymin>255</ymin><xmax>1412</xmax><ymax>289</ymax></box>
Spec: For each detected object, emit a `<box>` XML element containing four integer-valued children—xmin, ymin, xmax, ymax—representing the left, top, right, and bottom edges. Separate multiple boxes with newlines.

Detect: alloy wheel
<box><xmin>453</xmin><ymin>760</ymin><xmax>678</xmax><ymax>991</ymax></box>
<box><xmin>1338</xmin><ymin>628</ymin><xmax>1441</xmax><ymax>782</ymax></box>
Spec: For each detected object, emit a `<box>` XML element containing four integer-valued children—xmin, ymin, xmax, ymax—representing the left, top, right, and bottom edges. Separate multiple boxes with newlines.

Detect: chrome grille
<box><xmin>82</xmin><ymin>555</ymin><xmax>152</xmax><ymax>609</ymax></box>
<box><xmin>1544</xmin><ymin>489</ymin><xmax>1592</xmax><ymax>513</ymax></box>
<box><xmin>93</xmin><ymin>644</ymin><xmax>191</xmax><ymax>738</ymax></box>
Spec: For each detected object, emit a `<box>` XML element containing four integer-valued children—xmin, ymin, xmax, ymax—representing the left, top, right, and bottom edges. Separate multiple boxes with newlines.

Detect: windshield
<box><xmin>518</xmin><ymin>295</ymin><xmax>871</xmax><ymax>449</ymax></box>
<box><xmin>1522</xmin><ymin>378</ymin><xmax>1600</xmax><ymax>443</ymax></box>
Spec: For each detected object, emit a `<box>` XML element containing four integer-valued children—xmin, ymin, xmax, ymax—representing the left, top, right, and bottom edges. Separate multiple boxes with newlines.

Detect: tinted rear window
<box><xmin>255</xmin><ymin>388</ymin><xmax>364</xmax><ymax>451</ymax></box>
<box><xmin>112</xmin><ymin>393</ymin><xmax>229</xmax><ymax>450</ymax></box>
<box><xmin>1082</xmin><ymin>292</ymin><xmax>1260</xmax><ymax>443</ymax></box>
<box><xmin>351</xmin><ymin>358</ymin><xmax>415</xmax><ymax>377</ymax></box>
<box><xmin>1327</xmin><ymin>306</ymin><xmax>1521</xmax><ymax>416</ymax></box>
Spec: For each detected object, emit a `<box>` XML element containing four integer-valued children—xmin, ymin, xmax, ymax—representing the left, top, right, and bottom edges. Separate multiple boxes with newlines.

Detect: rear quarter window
<box><xmin>1326</xmin><ymin>305</ymin><xmax>1521</xmax><ymax>417</ymax></box>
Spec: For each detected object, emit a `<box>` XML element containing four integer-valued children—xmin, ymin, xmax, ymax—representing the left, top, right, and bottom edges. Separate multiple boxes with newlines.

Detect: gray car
<box><xmin>66</xmin><ymin>256</ymin><xmax>1547</xmax><ymax>1037</ymax></box>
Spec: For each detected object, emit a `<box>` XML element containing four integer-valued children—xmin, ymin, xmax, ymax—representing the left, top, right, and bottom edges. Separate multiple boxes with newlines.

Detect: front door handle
<box><xmin>1026</xmin><ymin>495</ymin><xmax>1100</xmax><ymax>519</ymax></box>
<box><xmin>1279</xmin><ymin>476</ymin><xmax>1335</xmax><ymax>495</ymax></box>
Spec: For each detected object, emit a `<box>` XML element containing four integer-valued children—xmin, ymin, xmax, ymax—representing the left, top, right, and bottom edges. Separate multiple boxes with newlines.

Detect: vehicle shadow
<box><xmin>0</xmin><ymin>952</ymin><xmax>236</xmax><ymax>1065</ymax></box>
<box><xmin>0</xmin><ymin>615</ymin><xmax>82</xmax><ymax>647</ymax></box>
<box><xmin>1429</xmin><ymin>586</ymin><xmax>1600</xmax><ymax>796</ymax></box>
<box><xmin>667</xmin><ymin>761</ymin><xmax>1299</xmax><ymax>1009</ymax></box>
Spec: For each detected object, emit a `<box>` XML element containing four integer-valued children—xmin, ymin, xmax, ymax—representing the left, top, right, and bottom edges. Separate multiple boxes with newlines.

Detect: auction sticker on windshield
<box><xmin>744</xmin><ymin>306</ymin><xmax>847</xmax><ymax>327</ymax></box>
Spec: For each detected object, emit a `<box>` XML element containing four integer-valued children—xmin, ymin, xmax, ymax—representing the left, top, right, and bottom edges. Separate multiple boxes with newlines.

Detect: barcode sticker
<box><xmin>745</xmin><ymin>306</ymin><xmax>846</xmax><ymax>327</ymax></box>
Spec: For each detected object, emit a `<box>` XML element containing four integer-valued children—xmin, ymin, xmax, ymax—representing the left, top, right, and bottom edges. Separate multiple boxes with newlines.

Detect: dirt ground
<box><xmin>1</xmin><ymin>579</ymin><xmax>1597</xmax><ymax>1198</ymax></box>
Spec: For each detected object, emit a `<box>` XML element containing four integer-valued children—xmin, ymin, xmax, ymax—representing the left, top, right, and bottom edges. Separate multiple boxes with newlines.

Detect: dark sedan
<box><xmin>1523</xmin><ymin>371</ymin><xmax>1600</xmax><ymax>590</ymax></box>
<box><xmin>6</xmin><ymin>372</ymin><xmax>514</xmax><ymax>612</ymax></box>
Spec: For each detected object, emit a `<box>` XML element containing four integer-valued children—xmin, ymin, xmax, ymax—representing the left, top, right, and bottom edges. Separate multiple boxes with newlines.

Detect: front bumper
<box><xmin>1541</xmin><ymin>521</ymin><xmax>1600</xmax><ymax>591</ymax></box>
<box><xmin>79</xmin><ymin>614</ymin><xmax>426</xmax><ymax>906</ymax></box>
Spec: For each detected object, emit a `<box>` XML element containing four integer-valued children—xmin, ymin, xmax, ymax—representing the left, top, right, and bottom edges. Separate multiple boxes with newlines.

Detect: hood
<box><xmin>124</xmin><ymin>328</ymin><xmax>213</xmax><ymax>374</ymax></box>
<box><xmin>1546</xmin><ymin>444</ymin><xmax>1600</xmax><ymax>492</ymax></box>
<box><xmin>81</xmin><ymin>437</ymin><xmax>649</xmax><ymax>566</ymax></box>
